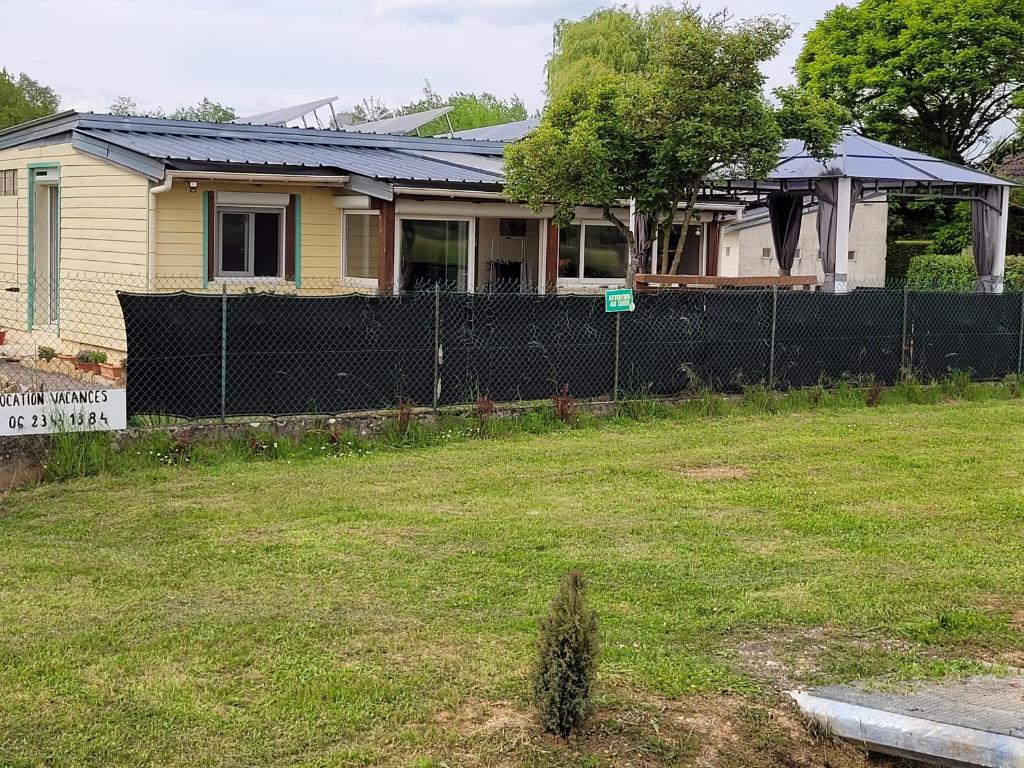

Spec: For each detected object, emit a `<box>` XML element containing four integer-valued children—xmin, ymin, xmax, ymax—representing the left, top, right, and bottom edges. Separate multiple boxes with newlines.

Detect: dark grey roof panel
<box><xmin>768</xmin><ymin>133</ymin><xmax>1009</xmax><ymax>187</ymax></box>
<box><xmin>77</xmin><ymin>128</ymin><xmax>503</xmax><ymax>184</ymax></box>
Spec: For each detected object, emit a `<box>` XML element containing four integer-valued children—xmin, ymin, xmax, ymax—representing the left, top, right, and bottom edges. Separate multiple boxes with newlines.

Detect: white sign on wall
<box><xmin>0</xmin><ymin>389</ymin><xmax>127</xmax><ymax>436</ymax></box>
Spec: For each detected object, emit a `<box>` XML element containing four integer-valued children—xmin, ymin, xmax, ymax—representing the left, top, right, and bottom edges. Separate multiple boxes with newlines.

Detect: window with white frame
<box><xmin>558</xmin><ymin>222</ymin><xmax>628</xmax><ymax>282</ymax></box>
<box><xmin>343</xmin><ymin>211</ymin><xmax>379</xmax><ymax>281</ymax></box>
<box><xmin>216</xmin><ymin>207</ymin><xmax>285</xmax><ymax>278</ymax></box>
<box><xmin>762</xmin><ymin>247</ymin><xmax>772</xmax><ymax>260</ymax></box>
<box><xmin>848</xmin><ymin>250</ymin><xmax>857</xmax><ymax>261</ymax></box>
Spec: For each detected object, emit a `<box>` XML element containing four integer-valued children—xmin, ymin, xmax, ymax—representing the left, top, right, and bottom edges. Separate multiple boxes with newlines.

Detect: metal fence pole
<box><xmin>613</xmin><ymin>312</ymin><xmax>621</xmax><ymax>401</ymax></box>
<box><xmin>901</xmin><ymin>284</ymin><xmax>910</xmax><ymax>381</ymax></box>
<box><xmin>220</xmin><ymin>283</ymin><xmax>227</xmax><ymax>423</ymax></box>
<box><xmin>1017</xmin><ymin>291</ymin><xmax>1024</xmax><ymax>377</ymax></box>
<box><xmin>768</xmin><ymin>285</ymin><xmax>778</xmax><ymax>390</ymax></box>
<box><xmin>432</xmin><ymin>283</ymin><xmax>441</xmax><ymax>412</ymax></box>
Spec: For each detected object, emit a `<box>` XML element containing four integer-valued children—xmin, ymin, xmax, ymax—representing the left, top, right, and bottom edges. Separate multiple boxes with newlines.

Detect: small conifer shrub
<box><xmin>532</xmin><ymin>569</ymin><xmax>599</xmax><ymax>739</ymax></box>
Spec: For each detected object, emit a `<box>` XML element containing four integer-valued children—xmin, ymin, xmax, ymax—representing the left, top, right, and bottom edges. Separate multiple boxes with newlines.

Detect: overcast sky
<box><xmin>1</xmin><ymin>0</ymin><xmax>842</xmax><ymax>119</ymax></box>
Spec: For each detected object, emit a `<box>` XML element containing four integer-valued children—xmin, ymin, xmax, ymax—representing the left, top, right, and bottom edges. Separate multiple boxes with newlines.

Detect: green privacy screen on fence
<box><xmin>117</xmin><ymin>288</ymin><xmax>1024</xmax><ymax>420</ymax></box>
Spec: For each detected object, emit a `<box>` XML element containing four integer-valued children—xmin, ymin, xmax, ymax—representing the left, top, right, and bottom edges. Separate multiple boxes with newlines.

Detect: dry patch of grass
<box><xmin>679</xmin><ymin>465</ymin><xmax>753</xmax><ymax>481</ymax></box>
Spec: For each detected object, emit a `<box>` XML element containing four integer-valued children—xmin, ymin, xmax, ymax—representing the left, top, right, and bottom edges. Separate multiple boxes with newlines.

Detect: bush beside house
<box><xmin>906</xmin><ymin>253</ymin><xmax>1024</xmax><ymax>291</ymax></box>
<box><xmin>886</xmin><ymin>240</ymin><xmax>932</xmax><ymax>284</ymax></box>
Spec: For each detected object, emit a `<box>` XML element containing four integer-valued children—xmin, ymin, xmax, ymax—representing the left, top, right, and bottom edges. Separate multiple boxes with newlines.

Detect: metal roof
<box><xmin>727</xmin><ymin>132</ymin><xmax>1012</xmax><ymax>191</ymax></box>
<box><xmin>0</xmin><ymin>112</ymin><xmax>506</xmax><ymax>188</ymax></box>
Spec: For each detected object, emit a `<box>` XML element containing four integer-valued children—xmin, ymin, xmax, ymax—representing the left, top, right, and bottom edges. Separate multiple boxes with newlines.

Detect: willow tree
<box><xmin>505</xmin><ymin>6</ymin><xmax>844</xmax><ymax>285</ymax></box>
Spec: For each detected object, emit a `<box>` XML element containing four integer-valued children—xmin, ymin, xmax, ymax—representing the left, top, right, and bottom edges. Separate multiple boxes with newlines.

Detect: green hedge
<box><xmin>887</xmin><ymin>240</ymin><xmax>932</xmax><ymax>284</ymax></box>
<box><xmin>906</xmin><ymin>253</ymin><xmax>1024</xmax><ymax>291</ymax></box>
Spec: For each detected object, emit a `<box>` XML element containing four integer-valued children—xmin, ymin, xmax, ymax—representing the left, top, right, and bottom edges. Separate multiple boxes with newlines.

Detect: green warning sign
<box><xmin>604</xmin><ymin>288</ymin><xmax>635</xmax><ymax>313</ymax></box>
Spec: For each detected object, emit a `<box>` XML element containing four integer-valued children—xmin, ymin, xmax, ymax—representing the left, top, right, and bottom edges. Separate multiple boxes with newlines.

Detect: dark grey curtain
<box><xmin>815</xmin><ymin>178</ymin><xmax>863</xmax><ymax>291</ymax></box>
<box><xmin>972</xmin><ymin>186</ymin><xmax>1005</xmax><ymax>293</ymax></box>
<box><xmin>632</xmin><ymin>210</ymin><xmax>655</xmax><ymax>272</ymax></box>
<box><xmin>767</xmin><ymin>193</ymin><xmax>804</xmax><ymax>275</ymax></box>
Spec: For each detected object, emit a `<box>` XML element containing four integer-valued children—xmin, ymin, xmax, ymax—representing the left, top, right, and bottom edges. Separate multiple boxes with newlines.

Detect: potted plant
<box><xmin>99</xmin><ymin>358</ymin><xmax>124</xmax><ymax>380</ymax></box>
<box><xmin>74</xmin><ymin>349</ymin><xmax>107</xmax><ymax>375</ymax></box>
<box><xmin>37</xmin><ymin>346</ymin><xmax>57</xmax><ymax>362</ymax></box>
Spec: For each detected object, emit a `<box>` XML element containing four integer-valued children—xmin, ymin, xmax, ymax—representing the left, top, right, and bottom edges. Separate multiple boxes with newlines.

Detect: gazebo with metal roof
<box><xmin>713</xmin><ymin>132</ymin><xmax>1016</xmax><ymax>293</ymax></box>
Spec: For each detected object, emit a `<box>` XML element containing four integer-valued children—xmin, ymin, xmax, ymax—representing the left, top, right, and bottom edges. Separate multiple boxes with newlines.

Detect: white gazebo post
<box><xmin>994</xmin><ymin>186</ymin><xmax>1010</xmax><ymax>294</ymax></box>
<box><xmin>833</xmin><ymin>176</ymin><xmax>852</xmax><ymax>294</ymax></box>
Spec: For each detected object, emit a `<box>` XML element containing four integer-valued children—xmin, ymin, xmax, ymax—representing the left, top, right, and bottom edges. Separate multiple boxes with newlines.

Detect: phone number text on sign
<box><xmin>0</xmin><ymin>389</ymin><xmax>127</xmax><ymax>436</ymax></box>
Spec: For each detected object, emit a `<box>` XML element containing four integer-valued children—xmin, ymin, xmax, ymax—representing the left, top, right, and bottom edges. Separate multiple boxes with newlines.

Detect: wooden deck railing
<box><xmin>634</xmin><ymin>274</ymin><xmax>818</xmax><ymax>290</ymax></box>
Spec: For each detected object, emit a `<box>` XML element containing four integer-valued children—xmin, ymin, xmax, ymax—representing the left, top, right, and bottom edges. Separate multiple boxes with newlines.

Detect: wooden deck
<box><xmin>635</xmin><ymin>274</ymin><xmax>818</xmax><ymax>290</ymax></box>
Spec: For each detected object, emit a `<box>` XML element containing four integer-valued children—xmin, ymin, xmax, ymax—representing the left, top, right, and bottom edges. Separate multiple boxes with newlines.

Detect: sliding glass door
<box><xmin>399</xmin><ymin>218</ymin><xmax>471</xmax><ymax>292</ymax></box>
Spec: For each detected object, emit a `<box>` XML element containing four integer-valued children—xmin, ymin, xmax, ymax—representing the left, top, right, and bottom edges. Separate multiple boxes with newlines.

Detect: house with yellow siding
<box><xmin>0</xmin><ymin>111</ymin><xmax>893</xmax><ymax>359</ymax></box>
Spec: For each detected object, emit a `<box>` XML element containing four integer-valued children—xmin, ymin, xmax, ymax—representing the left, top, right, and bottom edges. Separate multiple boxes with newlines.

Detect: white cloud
<box><xmin>0</xmin><ymin>0</ymin><xmax>839</xmax><ymax>118</ymax></box>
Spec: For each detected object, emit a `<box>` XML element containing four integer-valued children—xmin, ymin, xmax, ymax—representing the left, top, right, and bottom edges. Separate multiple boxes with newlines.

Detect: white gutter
<box><xmin>790</xmin><ymin>691</ymin><xmax>1024</xmax><ymax>767</ymax></box>
<box><xmin>148</xmin><ymin>171</ymin><xmax>177</xmax><ymax>291</ymax></box>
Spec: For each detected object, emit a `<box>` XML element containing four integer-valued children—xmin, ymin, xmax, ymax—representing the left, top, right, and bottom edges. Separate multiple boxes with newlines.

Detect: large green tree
<box><xmin>345</xmin><ymin>82</ymin><xmax>528</xmax><ymax>135</ymax></box>
<box><xmin>0</xmin><ymin>69</ymin><xmax>60</xmax><ymax>130</ymax></box>
<box><xmin>401</xmin><ymin>82</ymin><xmax>527</xmax><ymax>135</ymax></box>
<box><xmin>796</xmin><ymin>0</ymin><xmax>1024</xmax><ymax>164</ymax></box>
<box><xmin>507</xmin><ymin>6</ymin><xmax>844</xmax><ymax>284</ymax></box>
<box><xmin>108</xmin><ymin>96</ymin><xmax>236</xmax><ymax>122</ymax></box>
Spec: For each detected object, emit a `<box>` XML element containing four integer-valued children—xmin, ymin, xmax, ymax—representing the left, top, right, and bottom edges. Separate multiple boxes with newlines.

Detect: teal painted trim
<box><xmin>26</xmin><ymin>169</ymin><xmax>35</xmax><ymax>330</ymax></box>
<box><xmin>24</xmin><ymin>162</ymin><xmax>62</xmax><ymax>330</ymax></box>
<box><xmin>294</xmin><ymin>194</ymin><xmax>302</xmax><ymax>287</ymax></box>
<box><xmin>201</xmin><ymin>192</ymin><xmax>209</xmax><ymax>288</ymax></box>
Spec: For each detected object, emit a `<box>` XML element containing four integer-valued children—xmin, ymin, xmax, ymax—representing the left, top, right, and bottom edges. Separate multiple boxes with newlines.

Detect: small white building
<box><xmin>719</xmin><ymin>199</ymin><xmax>889</xmax><ymax>288</ymax></box>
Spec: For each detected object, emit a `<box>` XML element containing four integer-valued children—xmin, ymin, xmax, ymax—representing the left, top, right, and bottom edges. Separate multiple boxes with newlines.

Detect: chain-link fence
<box><xmin>3</xmin><ymin>271</ymin><xmax>1023</xmax><ymax>420</ymax></box>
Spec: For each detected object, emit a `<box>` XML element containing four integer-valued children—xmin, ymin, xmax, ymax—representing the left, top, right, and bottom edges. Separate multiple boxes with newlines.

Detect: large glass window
<box><xmin>557</xmin><ymin>223</ymin><xmax>628</xmax><ymax>282</ymax></box>
<box><xmin>344</xmin><ymin>212</ymin><xmax>379</xmax><ymax>281</ymax></box>
<box><xmin>400</xmin><ymin>218</ymin><xmax>470</xmax><ymax>291</ymax></box>
<box><xmin>216</xmin><ymin>207</ymin><xmax>283</xmax><ymax>278</ymax></box>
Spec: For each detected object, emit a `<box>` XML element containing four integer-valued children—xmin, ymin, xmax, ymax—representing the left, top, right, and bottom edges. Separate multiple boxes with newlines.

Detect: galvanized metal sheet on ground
<box><xmin>811</xmin><ymin>676</ymin><xmax>1024</xmax><ymax>738</ymax></box>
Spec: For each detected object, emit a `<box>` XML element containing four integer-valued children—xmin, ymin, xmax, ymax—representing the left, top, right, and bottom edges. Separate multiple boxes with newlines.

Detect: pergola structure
<box><xmin>712</xmin><ymin>132</ymin><xmax>1016</xmax><ymax>293</ymax></box>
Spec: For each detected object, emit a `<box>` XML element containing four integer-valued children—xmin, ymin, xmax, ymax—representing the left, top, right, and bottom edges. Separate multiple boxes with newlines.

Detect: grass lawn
<box><xmin>1</xmin><ymin>398</ymin><xmax>1023</xmax><ymax>767</ymax></box>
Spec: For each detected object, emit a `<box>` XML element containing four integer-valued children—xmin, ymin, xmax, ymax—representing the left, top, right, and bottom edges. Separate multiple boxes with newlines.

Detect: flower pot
<box><xmin>74</xmin><ymin>361</ymin><xmax>100</xmax><ymax>375</ymax></box>
<box><xmin>0</xmin><ymin>330</ymin><xmax>6</xmax><ymax>345</ymax></box>
<box><xmin>58</xmin><ymin>354</ymin><xmax>76</xmax><ymax>363</ymax></box>
<box><xmin>98</xmin><ymin>363</ymin><xmax>123</xmax><ymax>380</ymax></box>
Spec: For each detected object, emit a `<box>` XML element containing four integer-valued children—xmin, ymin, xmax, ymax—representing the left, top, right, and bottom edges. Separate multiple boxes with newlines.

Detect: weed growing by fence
<box><xmin>17</xmin><ymin>375</ymin><xmax>1024</xmax><ymax>489</ymax></box>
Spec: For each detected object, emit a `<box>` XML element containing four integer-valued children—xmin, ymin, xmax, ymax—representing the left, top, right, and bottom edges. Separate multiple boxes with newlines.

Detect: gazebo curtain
<box><xmin>767</xmin><ymin>193</ymin><xmax>804</xmax><ymax>275</ymax></box>
<box><xmin>972</xmin><ymin>186</ymin><xmax>1005</xmax><ymax>293</ymax></box>
<box><xmin>814</xmin><ymin>178</ymin><xmax>863</xmax><ymax>291</ymax></box>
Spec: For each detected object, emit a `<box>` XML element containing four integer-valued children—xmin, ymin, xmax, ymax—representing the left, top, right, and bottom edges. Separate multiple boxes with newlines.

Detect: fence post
<box><xmin>768</xmin><ymin>285</ymin><xmax>778</xmax><ymax>390</ymax></box>
<box><xmin>901</xmin><ymin>284</ymin><xmax>910</xmax><ymax>381</ymax></box>
<box><xmin>613</xmin><ymin>312</ymin><xmax>621</xmax><ymax>401</ymax></box>
<box><xmin>432</xmin><ymin>283</ymin><xmax>441</xmax><ymax>412</ymax></box>
<box><xmin>1017</xmin><ymin>290</ymin><xmax>1024</xmax><ymax>377</ymax></box>
<box><xmin>220</xmin><ymin>283</ymin><xmax>227</xmax><ymax>423</ymax></box>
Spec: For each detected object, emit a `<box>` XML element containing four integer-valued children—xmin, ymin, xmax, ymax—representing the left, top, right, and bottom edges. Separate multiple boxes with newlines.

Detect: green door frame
<box><xmin>26</xmin><ymin>161</ymin><xmax>61</xmax><ymax>330</ymax></box>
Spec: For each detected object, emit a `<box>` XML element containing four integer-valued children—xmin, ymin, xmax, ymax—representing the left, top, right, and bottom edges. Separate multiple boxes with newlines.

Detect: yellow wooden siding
<box><xmin>155</xmin><ymin>182</ymin><xmax>343</xmax><ymax>288</ymax></box>
<box><xmin>0</xmin><ymin>142</ymin><xmax>149</xmax><ymax>353</ymax></box>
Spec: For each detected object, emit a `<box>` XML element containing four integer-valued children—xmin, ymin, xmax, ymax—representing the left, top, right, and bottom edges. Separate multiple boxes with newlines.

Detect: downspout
<box><xmin>148</xmin><ymin>171</ymin><xmax>175</xmax><ymax>291</ymax></box>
